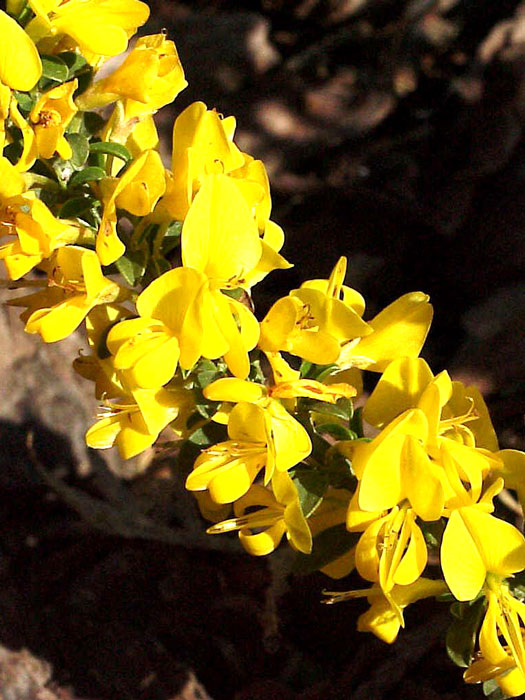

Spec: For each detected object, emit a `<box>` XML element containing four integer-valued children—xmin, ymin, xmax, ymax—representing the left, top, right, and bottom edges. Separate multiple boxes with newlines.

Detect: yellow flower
<box><xmin>86</xmin><ymin>384</ymin><xmax>192</xmax><ymax>459</ymax></box>
<box><xmin>259</xmin><ymin>295</ymin><xmax>342</xmax><ymax>365</ymax></box>
<box><xmin>345</xmin><ymin>358</ymin><xmax>501</xmax><ymax>520</ymax></box>
<box><xmin>441</xmin><ymin>507</ymin><xmax>525</xmax><ymax>602</ymax></box>
<box><xmin>8</xmin><ymin>245</ymin><xmax>124</xmax><ymax>342</ymax></box>
<box><xmin>25</xmin><ymin>0</ymin><xmax>150</xmax><ymax>63</ymax></box>
<box><xmin>185</xmin><ymin>400</ymin><xmax>311</xmax><ymax>504</ymax></box>
<box><xmin>0</xmin><ymin>9</ymin><xmax>42</xmax><ymax>91</ymax></box>
<box><xmin>162</xmin><ymin>101</ymin><xmax>245</xmax><ymax>221</ymax></box>
<box><xmin>78</xmin><ymin>33</ymin><xmax>187</xmax><ymax>117</ymax></box>
<box><xmin>337</xmin><ymin>291</ymin><xmax>433</xmax><ymax>372</ymax></box>
<box><xmin>324</xmin><ymin>578</ymin><xmax>448</xmax><ymax>644</ymax></box>
<box><xmin>107</xmin><ymin>263</ymin><xmax>259</xmax><ymax>385</ymax></box>
<box><xmin>97</xmin><ymin>149</ymin><xmax>166</xmax><ymax>265</ymax></box>
<box><xmin>30</xmin><ymin>80</ymin><xmax>78</xmax><ymax>160</ymax></box>
<box><xmin>73</xmin><ymin>303</ymin><xmax>131</xmax><ymax>399</ymax></box>
<box><xmin>465</xmin><ymin>578</ymin><xmax>525</xmax><ymax>698</ymax></box>
<box><xmin>350</xmin><ymin>504</ymin><xmax>427</xmax><ymax>613</ymax></box>
<box><xmin>207</xmin><ymin>472</ymin><xmax>312</xmax><ymax>556</ymax></box>
<box><xmin>291</xmin><ymin>256</ymin><xmax>372</xmax><ymax>343</ymax></box>
<box><xmin>0</xmin><ymin>194</ymin><xmax>79</xmax><ymax>279</ymax></box>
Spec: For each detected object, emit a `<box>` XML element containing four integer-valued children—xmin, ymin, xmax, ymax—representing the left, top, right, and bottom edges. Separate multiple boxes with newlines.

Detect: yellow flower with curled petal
<box><xmin>324</xmin><ymin>578</ymin><xmax>447</xmax><ymax>644</ymax></box>
<box><xmin>465</xmin><ymin>578</ymin><xmax>525</xmax><ymax>697</ymax></box>
<box><xmin>78</xmin><ymin>33</ymin><xmax>187</xmax><ymax>118</ymax></box>
<box><xmin>86</xmin><ymin>383</ymin><xmax>192</xmax><ymax>459</ymax></box>
<box><xmin>259</xmin><ymin>295</ymin><xmax>342</xmax><ymax>365</ymax></box>
<box><xmin>291</xmin><ymin>257</ymin><xmax>372</xmax><ymax>344</ymax></box>
<box><xmin>185</xmin><ymin>400</ymin><xmax>311</xmax><ymax>504</ymax></box>
<box><xmin>25</xmin><ymin>0</ymin><xmax>150</xmax><ymax>64</ymax></box>
<box><xmin>8</xmin><ymin>245</ymin><xmax>124</xmax><ymax>342</ymax></box>
<box><xmin>97</xmin><ymin>149</ymin><xmax>166</xmax><ymax>265</ymax></box>
<box><xmin>73</xmin><ymin>303</ymin><xmax>131</xmax><ymax>400</ymax></box>
<box><xmin>207</xmin><ymin>471</ymin><xmax>312</xmax><ymax>556</ymax></box>
<box><xmin>0</xmin><ymin>10</ymin><xmax>42</xmax><ymax>91</ymax></box>
<box><xmin>30</xmin><ymin>80</ymin><xmax>78</xmax><ymax>160</ymax></box>
<box><xmin>0</xmin><ymin>194</ymin><xmax>79</xmax><ymax>279</ymax></box>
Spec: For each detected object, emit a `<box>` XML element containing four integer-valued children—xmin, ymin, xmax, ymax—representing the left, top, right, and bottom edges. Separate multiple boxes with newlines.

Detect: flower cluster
<box><xmin>2</xmin><ymin>2</ymin><xmax>525</xmax><ymax>696</ymax></box>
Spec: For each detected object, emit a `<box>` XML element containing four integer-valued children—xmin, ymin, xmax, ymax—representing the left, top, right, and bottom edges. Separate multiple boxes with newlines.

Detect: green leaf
<box><xmin>446</xmin><ymin>598</ymin><xmax>485</xmax><ymax>668</ymax></box>
<box><xmin>160</xmin><ymin>220</ymin><xmax>183</xmax><ymax>255</ymax></box>
<box><xmin>292</xmin><ymin>467</ymin><xmax>329</xmax><ymax>518</ymax></box>
<box><xmin>82</xmin><ymin>112</ymin><xmax>105</xmax><ymax>137</ymax></box>
<box><xmin>305</xmin><ymin>397</ymin><xmax>354</xmax><ymax>422</ymax></box>
<box><xmin>293</xmin><ymin>524</ymin><xmax>360</xmax><ymax>575</ymax></box>
<box><xmin>12</xmin><ymin>90</ymin><xmax>34</xmax><ymax>112</ymax></box>
<box><xmin>69</xmin><ymin>166</ymin><xmax>106</xmax><ymax>187</ymax></box>
<box><xmin>323</xmin><ymin>448</ymin><xmax>356</xmax><ymax>490</ymax></box>
<box><xmin>66</xmin><ymin>133</ymin><xmax>89</xmax><ymax>169</ymax></box>
<box><xmin>196</xmin><ymin>359</ymin><xmax>222</xmax><ymax>389</ymax></box>
<box><xmin>316</xmin><ymin>423</ymin><xmax>358</xmax><ymax>441</ymax></box>
<box><xmin>59</xmin><ymin>195</ymin><xmax>98</xmax><ymax>219</ymax></box>
<box><xmin>89</xmin><ymin>141</ymin><xmax>132</xmax><ymax>163</ymax></box>
<box><xmin>41</xmin><ymin>54</ymin><xmax>69</xmax><ymax>82</ymax></box>
<box><xmin>115</xmin><ymin>249</ymin><xmax>147</xmax><ymax>286</ymax></box>
<box><xmin>60</xmin><ymin>51</ymin><xmax>89</xmax><ymax>78</ymax></box>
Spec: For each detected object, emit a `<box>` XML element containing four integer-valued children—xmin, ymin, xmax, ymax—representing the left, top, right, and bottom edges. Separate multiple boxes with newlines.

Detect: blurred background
<box><xmin>0</xmin><ymin>1</ymin><xmax>524</xmax><ymax>698</ymax></box>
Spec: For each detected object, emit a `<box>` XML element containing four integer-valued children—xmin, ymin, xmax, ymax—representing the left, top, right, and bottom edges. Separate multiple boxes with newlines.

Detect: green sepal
<box><xmin>293</xmin><ymin>524</ymin><xmax>360</xmax><ymax>576</ymax></box>
<box><xmin>446</xmin><ymin>597</ymin><xmax>485</xmax><ymax>668</ymax></box>
<box><xmin>482</xmin><ymin>680</ymin><xmax>508</xmax><ymax>699</ymax></box>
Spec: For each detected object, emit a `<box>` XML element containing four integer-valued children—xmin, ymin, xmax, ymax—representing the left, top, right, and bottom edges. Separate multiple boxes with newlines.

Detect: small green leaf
<box><xmin>292</xmin><ymin>467</ymin><xmax>329</xmax><ymax>518</ymax></box>
<box><xmin>316</xmin><ymin>423</ymin><xmax>357</xmax><ymax>441</ymax></box>
<box><xmin>115</xmin><ymin>249</ymin><xmax>147</xmax><ymax>286</ymax></box>
<box><xmin>305</xmin><ymin>398</ymin><xmax>354</xmax><ymax>422</ymax></box>
<box><xmin>160</xmin><ymin>220</ymin><xmax>183</xmax><ymax>255</ymax></box>
<box><xmin>69</xmin><ymin>166</ymin><xmax>106</xmax><ymax>187</ymax></box>
<box><xmin>59</xmin><ymin>195</ymin><xmax>98</xmax><ymax>219</ymax></box>
<box><xmin>446</xmin><ymin>598</ymin><xmax>485</xmax><ymax>668</ymax></box>
<box><xmin>12</xmin><ymin>90</ymin><xmax>34</xmax><ymax>112</ymax></box>
<box><xmin>82</xmin><ymin>112</ymin><xmax>105</xmax><ymax>137</ymax></box>
<box><xmin>293</xmin><ymin>524</ymin><xmax>360</xmax><ymax>575</ymax></box>
<box><xmin>89</xmin><ymin>141</ymin><xmax>132</xmax><ymax>163</ymax></box>
<box><xmin>41</xmin><ymin>54</ymin><xmax>69</xmax><ymax>82</ymax></box>
<box><xmin>60</xmin><ymin>51</ymin><xmax>89</xmax><ymax>78</ymax></box>
<box><xmin>67</xmin><ymin>133</ymin><xmax>89</xmax><ymax>169</ymax></box>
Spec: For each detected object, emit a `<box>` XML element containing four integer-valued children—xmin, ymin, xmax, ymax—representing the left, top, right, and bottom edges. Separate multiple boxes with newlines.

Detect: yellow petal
<box><xmin>341</xmin><ymin>292</ymin><xmax>433</xmax><ymax>372</ymax></box>
<box><xmin>0</xmin><ymin>10</ymin><xmax>42</xmax><ymax>90</ymax></box>
<box><xmin>441</xmin><ymin>509</ymin><xmax>486</xmax><ymax>601</ymax></box>
<box><xmin>363</xmin><ymin>357</ymin><xmax>434</xmax><ymax>429</ymax></box>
